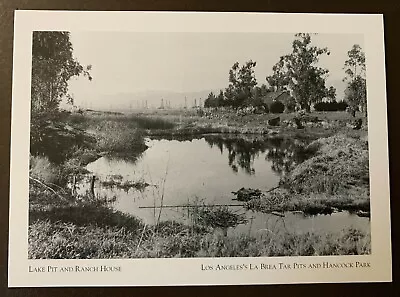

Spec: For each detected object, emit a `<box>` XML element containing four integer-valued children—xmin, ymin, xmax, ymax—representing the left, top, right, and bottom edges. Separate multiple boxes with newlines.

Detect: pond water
<box><xmin>81</xmin><ymin>134</ymin><xmax>370</xmax><ymax>235</ymax></box>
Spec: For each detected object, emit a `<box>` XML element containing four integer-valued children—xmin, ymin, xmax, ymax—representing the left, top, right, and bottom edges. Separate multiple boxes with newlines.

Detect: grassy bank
<box><xmin>29</xmin><ymin>178</ymin><xmax>370</xmax><ymax>259</ymax></box>
<box><xmin>243</xmin><ymin>133</ymin><xmax>370</xmax><ymax>215</ymax></box>
<box><xmin>29</xmin><ymin>111</ymin><xmax>150</xmax><ymax>188</ymax></box>
<box><xmin>132</xmin><ymin>109</ymin><xmax>366</xmax><ymax>139</ymax></box>
<box><xmin>66</xmin><ymin>109</ymin><xmax>366</xmax><ymax>140</ymax></box>
<box><xmin>28</xmin><ymin>109</ymin><xmax>371</xmax><ymax>258</ymax></box>
<box><xmin>67</xmin><ymin>112</ymin><xmax>148</xmax><ymax>158</ymax></box>
<box><xmin>29</xmin><ymin>219</ymin><xmax>370</xmax><ymax>258</ymax></box>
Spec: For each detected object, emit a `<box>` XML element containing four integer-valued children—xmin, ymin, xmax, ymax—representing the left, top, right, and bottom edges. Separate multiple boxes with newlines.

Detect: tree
<box><xmin>343</xmin><ymin>44</ymin><xmax>367</xmax><ymax>116</ymax></box>
<box><xmin>250</xmin><ymin>86</ymin><xmax>267</xmax><ymax>110</ymax></box>
<box><xmin>326</xmin><ymin>86</ymin><xmax>337</xmax><ymax>102</ymax></box>
<box><xmin>266</xmin><ymin>33</ymin><xmax>332</xmax><ymax>112</ymax></box>
<box><xmin>204</xmin><ymin>92</ymin><xmax>216</xmax><ymax>108</ymax></box>
<box><xmin>343</xmin><ymin>44</ymin><xmax>366</xmax><ymax>81</ymax></box>
<box><xmin>344</xmin><ymin>76</ymin><xmax>367</xmax><ymax>116</ymax></box>
<box><xmin>259</xmin><ymin>83</ymin><xmax>273</xmax><ymax>96</ymax></box>
<box><xmin>31</xmin><ymin>31</ymin><xmax>92</xmax><ymax>115</ymax></box>
<box><xmin>216</xmin><ymin>90</ymin><xmax>225</xmax><ymax>107</ymax></box>
<box><xmin>30</xmin><ymin>31</ymin><xmax>92</xmax><ymax>162</ymax></box>
<box><xmin>226</xmin><ymin>60</ymin><xmax>257</xmax><ymax>108</ymax></box>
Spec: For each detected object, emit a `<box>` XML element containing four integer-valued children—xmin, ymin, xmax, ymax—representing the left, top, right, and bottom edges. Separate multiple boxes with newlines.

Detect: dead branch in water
<box><xmin>139</xmin><ymin>204</ymin><xmax>244</xmax><ymax>209</ymax></box>
<box><xmin>156</xmin><ymin>156</ymin><xmax>170</xmax><ymax>230</ymax></box>
<box><xmin>136</xmin><ymin>223</ymin><xmax>147</xmax><ymax>253</ymax></box>
<box><xmin>29</xmin><ymin>176</ymin><xmax>67</xmax><ymax>201</ymax></box>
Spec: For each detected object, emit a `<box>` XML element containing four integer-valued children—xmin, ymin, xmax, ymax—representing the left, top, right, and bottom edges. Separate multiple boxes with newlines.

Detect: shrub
<box><xmin>269</xmin><ymin>101</ymin><xmax>285</xmax><ymax>113</ymax></box>
<box><xmin>314</xmin><ymin>101</ymin><xmax>348</xmax><ymax>112</ymax></box>
<box><xmin>129</xmin><ymin>115</ymin><xmax>175</xmax><ymax>130</ymax></box>
<box><xmin>284</xmin><ymin>97</ymin><xmax>297</xmax><ymax>112</ymax></box>
<box><xmin>93</xmin><ymin>120</ymin><xmax>147</xmax><ymax>154</ymax></box>
<box><xmin>30</xmin><ymin>155</ymin><xmax>61</xmax><ymax>184</ymax></box>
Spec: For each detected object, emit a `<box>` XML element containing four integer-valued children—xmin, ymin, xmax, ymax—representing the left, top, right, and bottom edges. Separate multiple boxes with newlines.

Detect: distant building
<box><xmin>261</xmin><ymin>90</ymin><xmax>296</xmax><ymax>112</ymax></box>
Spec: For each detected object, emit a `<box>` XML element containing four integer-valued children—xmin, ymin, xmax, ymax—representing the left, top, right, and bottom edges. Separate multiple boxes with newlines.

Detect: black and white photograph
<box><xmin>8</xmin><ymin>11</ymin><xmax>391</xmax><ymax>287</ymax></box>
<box><xmin>28</xmin><ymin>31</ymin><xmax>372</xmax><ymax>259</ymax></box>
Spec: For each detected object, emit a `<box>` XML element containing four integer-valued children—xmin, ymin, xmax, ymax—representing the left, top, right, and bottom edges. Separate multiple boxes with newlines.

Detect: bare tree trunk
<box><xmin>90</xmin><ymin>175</ymin><xmax>96</xmax><ymax>198</ymax></box>
<box><xmin>71</xmin><ymin>175</ymin><xmax>77</xmax><ymax>196</ymax></box>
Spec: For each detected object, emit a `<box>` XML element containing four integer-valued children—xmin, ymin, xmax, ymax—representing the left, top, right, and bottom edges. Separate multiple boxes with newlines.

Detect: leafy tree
<box><xmin>266</xmin><ymin>57</ymin><xmax>291</xmax><ymax>92</ymax></box>
<box><xmin>216</xmin><ymin>90</ymin><xmax>225</xmax><ymax>107</ymax></box>
<box><xmin>204</xmin><ymin>92</ymin><xmax>216</xmax><ymax>108</ymax></box>
<box><xmin>30</xmin><ymin>31</ymin><xmax>92</xmax><ymax>162</ymax></box>
<box><xmin>250</xmin><ymin>86</ymin><xmax>267</xmax><ymax>110</ymax></box>
<box><xmin>343</xmin><ymin>44</ymin><xmax>367</xmax><ymax>116</ymax></box>
<box><xmin>31</xmin><ymin>31</ymin><xmax>92</xmax><ymax>115</ymax></box>
<box><xmin>326</xmin><ymin>86</ymin><xmax>337</xmax><ymax>102</ymax></box>
<box><xmin>226</xmin><ymin>60</ymin><xmax>257</xmax><ymax>108</ymax></box>
<box><xmin>266</xmin><ymin>33</ymin><xmax>332</xmax><ymax>112</ymax></box>
<box><xmin>343</xmin><ymin>44</ymin><xmax>366</xmax><ymax>81</ymax></box>
<box><xmin>344</xmin><ymin>76</ymin><xmax>367</xmax><ymax>116</ymax></box>
<box><xmin>259</xmin><ymin>83</ymin><xmax>273</xmax><ymax>96</ymax></box>
<box><xmin>223</xmin><ymin>84</ymin><xmax>236</xmax><ymax>107</ymax></box>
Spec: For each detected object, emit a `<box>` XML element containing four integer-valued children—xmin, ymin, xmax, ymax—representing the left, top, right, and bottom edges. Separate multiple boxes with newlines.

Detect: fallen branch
<box><xmin>29</xmin><ymin>176</ymin><xmax>67</xmax><ymax>201</ymax></box>
<box><xmin>136</xmin><ymin>223</ymin><xmax>147</xmax><ymax>253</ymax></box>
<box><xmin>139</xmin><ymin>204</ymin><xmax>244</xmax><ymax>209</ymax></box>
<box><xmin>264</xmin><ymin>185</ymin><xmax>281</xmax><ymax>194</ymax></box>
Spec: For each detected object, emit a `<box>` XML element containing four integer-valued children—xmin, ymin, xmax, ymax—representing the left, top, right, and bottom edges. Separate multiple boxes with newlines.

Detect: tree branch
<box><xmin>29</xmin><ymin>176</ymin><xmax>67</xmax><ymax>201</ymax></box>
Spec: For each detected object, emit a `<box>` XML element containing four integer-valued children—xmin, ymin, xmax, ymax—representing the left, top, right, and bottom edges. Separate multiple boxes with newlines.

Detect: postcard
<box><xmin>8</xmin><ymin>11</ymin><xmax>391</xmax><ymax>287</ymax></box>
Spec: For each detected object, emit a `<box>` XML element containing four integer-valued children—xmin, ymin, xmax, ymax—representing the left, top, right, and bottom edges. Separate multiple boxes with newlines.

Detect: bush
<box><xmin>129</xmin><ymin>115</ymin><xmax>175</xmax><ymax>130</ymax></box>
<box><xmin>30</xmin><ymin>111</ymin><xmax>92</xmax><ymax>164</ymax></box>
<box><xmin>269</xmin><ymin>101</ymin><xmax>285</xmax><ymax>114</ymax></box>
<box><xmin>30</xmin><ymin>155</ymin><xmax>62</xmax><ymax>184</ymax></box>
<box><xmin>314</xmin><ymin>101</ymin><xmax>348</xmax><ymax>112</ymax></box>
<box><xmin>93</xmin><ymin>120</ymin><xmax>147</xmax><ymax>154</ymax></box>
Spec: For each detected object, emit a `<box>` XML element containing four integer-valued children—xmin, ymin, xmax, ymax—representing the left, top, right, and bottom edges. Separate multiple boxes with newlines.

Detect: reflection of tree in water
<box><xmin>204</xmin><ymin>135</ymin><xmax>312</xmax><ymax>176</ymax></box>
<box><xmin>205</xmin><ymin>136</ymin><xmax>267</xmax><ymax>175</ymax></box>
<box><xmin>264</xmin><ymin>138</ymin><xmax>312</xmax><ymax>176</ymax></box>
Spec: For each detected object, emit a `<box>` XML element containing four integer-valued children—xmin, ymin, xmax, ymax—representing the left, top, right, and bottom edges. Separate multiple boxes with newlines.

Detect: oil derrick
<box><xmin>161</xmin><ymin>98</ymin><xmax>164</xmax><ymax>109</ymax></box>
<box><xmin>184</xmin><ymin>96</ymin><xmax>187</xmax><ymax>109</ymax></box>
<box><xmin>194</xmin><ymin>98</ymin><xmax>197</xmax><ymax>107</ymax></box>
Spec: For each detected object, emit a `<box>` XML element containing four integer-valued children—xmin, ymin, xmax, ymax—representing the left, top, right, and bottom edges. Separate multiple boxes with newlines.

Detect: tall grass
<box><xmin>129</xmin><ymin>115</ymin><xmax>175</xmax><ymax>130</ymax></box>
<box><xmin>29</xmin><ymin>217</ymin><xmax>371</xmax><ymax>259</ymax></box>
<box><xmin>286</xmin><ymin>134</ymin><xmax>369</xmax><ymax>195</ymax></box>
<box><xmin>245</xmin><ymin>189</ymin><xmax>370</xmax><ymax>215</ymax></box>
<box><xmin>68</xmin><ymin>112</ymin><xmax>175</xmax><ymax>131</ymax></box>
<box><xmin>91</xmin><ymin>120</ymin><xmax>147</xmax><ymax>156</ymax></box>
<box><xmin>244</xmin><ymin>134</ymin><xmax>370</xmax><ymax>215</ymax></box>
<box><xmin>66</xmin><ymin>113</ymin><xmax>175</xmax><ymax>156</ymax></box>
<box><xmin>28</xmin><ymin>110</ymin><xmax>371</xmax><ymax>259</ymax></box>
<box><xmin>30</xmin><ymin>155</ymin><xmax>62</xmax><ymax>184</ymax></box>
<box><xmin>28</xmin><ymin>168</ymin><xmax>371</xmax><ymax>259</ymax></box>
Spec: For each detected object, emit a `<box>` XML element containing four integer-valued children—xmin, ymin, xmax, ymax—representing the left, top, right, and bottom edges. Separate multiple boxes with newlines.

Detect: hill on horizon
<box><xmin>78</xmin><ymin>78</ymin><xmax>347</xmax><ymax>111</ymax></box>
<box><xmin>87</xmin><ymin>89</ymin><xmax>222</xmax><ymax>111</ymax></box>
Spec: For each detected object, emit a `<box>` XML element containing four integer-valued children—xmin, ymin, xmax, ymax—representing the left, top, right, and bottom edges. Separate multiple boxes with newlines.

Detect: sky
<box><xmin>67</xmin><ymin>32</ymin><xmax>364</xmax><ymax>108</ymax></box>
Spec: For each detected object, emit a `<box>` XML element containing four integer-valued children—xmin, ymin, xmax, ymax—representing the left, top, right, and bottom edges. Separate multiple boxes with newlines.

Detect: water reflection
<box><xmin>203</xmin><ymin>135</ymin><xmax>313</xmax><ymax>176</ymax></box>
<box><xmin>82</xmin><ymin>134</ymin><xmax>370</xmax><ymax>236</ymax></box>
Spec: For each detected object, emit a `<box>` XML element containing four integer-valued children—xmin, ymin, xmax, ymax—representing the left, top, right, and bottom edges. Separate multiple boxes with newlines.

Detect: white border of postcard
<box><xmin>9</xmin><ymin>11</ymin><xmax>391</xmax><ymax>287</ymax></box>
